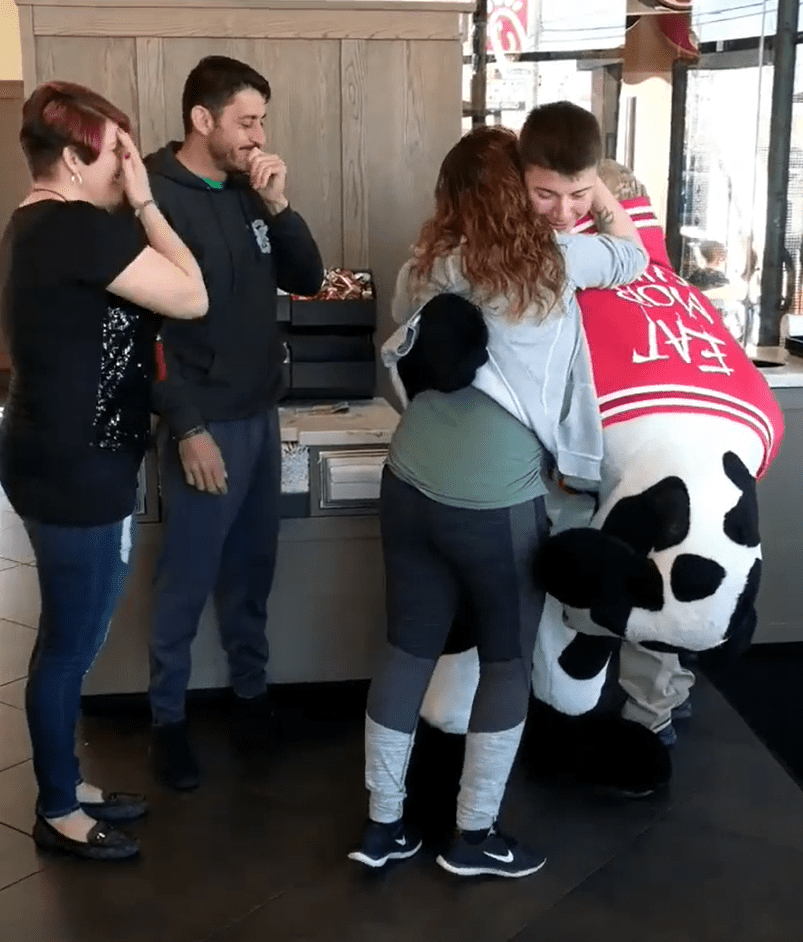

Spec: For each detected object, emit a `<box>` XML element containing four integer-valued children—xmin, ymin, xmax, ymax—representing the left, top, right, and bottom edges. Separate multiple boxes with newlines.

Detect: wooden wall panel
<box><xmin>159</xmin><ymin>38</ymin><xmax>242</xmax><ymax>144</ymax></box>
<box><xmin>253</xmin><ymin>40</ymin><xmax>342</xmax><ymax>267</ymax></box>
<box><xmin>157</xmin><ymin>38</ymin><xmax>342</xmax><ymax>267</ymax></box>
<box><xmin>0</xmin><ymin>83</ymin><xmax>29</xmax><ymax>373</ymax></box>
<box><xmin>24</xmin><ymin>0</ymin><xmax>476</xmax><ymax>8</ymax></box>
<box><xmin>25</xmin><ymin>10</ymin><xmax>465</xmax><ymax>380</ymax></box>
<box><xmin>0</xmin><ymin>83</ymin><xmax>29</xmax><ymax>236</ymax></box>
<box><xmin>32</xmin><ymin>7</ymin><xmax>461</xmax><ymax>40</ymax></box>
<box><xmin>341</xmin><ymin>39</ymin><xmax>368</xmax><ymax>269</ymax></box>
<box><xmin>364</xmin><ymin>39</ymin><xmax>462</xmax><ymax>400</ymax></box>
<box><xmin>17</xmin><ymin>4</ymin><xmax>37</xmax><ymax>96</ymax></box>
<box><xmin>34</xmin><ymin>36</ymin><xmax>139</xmax><ymax>141</ymax></box>
<box><xmin>135</xmin><ymin>37</ymin><xmax>166</xmax><ymax>156</ymax></box>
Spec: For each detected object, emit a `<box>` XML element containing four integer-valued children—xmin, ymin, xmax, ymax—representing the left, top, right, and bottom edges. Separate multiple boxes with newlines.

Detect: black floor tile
<box><xmin>0</xmin><ymin>709</ymin><xmax>371</xmax><ymax>942</ymax></box>
<box><xmin>207</xmin><ymin>856</ymin><xmax>550</xmax><ymax>942</ymax></box>
<box><xmin>0</xmin><ymin>676</ymin><xmax>800</xmax><ymax>942</ymax></box>
<box><xmin>704</xmin><ymin>644</ymin><xmax>803</xmax><ymax>787</ymax></box>
<box><xmin>669</xmin><ymin>736</ymin><xmax>803</xmax><ymax>852</ymax></box>
<box><xmin>677</xmin><ymin>675</ymin><xmax>760</xmax><ymax>747</ymax></box>
<box><xmin>203</xmin><ymin>738</ymin><xmax>673</xmax><ymax>942</ymax></box>
<box><xmin>0</xmin><ymin>876</ymin><xmax>63</xmax><ymax>942</ymax></box>
<box><xmin>0</xmin><ymin>871</ymin><xmax>154</xmax><ymax>942</ymax></box>
<box><xmin>511</xmin><ymin>815</ymin><xmax>803</xmax><ymax>942</ymax></box>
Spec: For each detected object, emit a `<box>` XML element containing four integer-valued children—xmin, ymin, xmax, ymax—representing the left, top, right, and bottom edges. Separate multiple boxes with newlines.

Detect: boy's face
<box><xmin>524</xmin><ymin>164</ymin><xmax>598</xmax><ymax>232</ymax></box>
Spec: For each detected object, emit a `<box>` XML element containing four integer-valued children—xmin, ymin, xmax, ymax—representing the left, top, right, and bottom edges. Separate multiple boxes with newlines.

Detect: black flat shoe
<box><xmin>80</xmin><ymin>792</ymin><xmax>149</xmax><ymax>823</ymax></box>
<box><xmin>33</xmin><ymin>816</ymin><xmax>140</xmax><ymax>861</ymax></box>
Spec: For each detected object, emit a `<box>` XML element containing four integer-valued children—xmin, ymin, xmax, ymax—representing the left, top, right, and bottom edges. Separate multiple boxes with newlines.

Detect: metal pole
<box><xmin>665</xmin><ymin>59</ymin><xmax>688</xmax><ymax>272</ymax></box>
<box><xmin>606</xmin><ymin>63</ymin><xmax>623</xmax><ymax>160</ymax></box>
<box><xmin>470</xmin><ymin>0</ymin><xmax>488</xmax><ymax>128</ymax></box>
<box><xmin>759</xmin><ymin>0</ymin><xmax>799</xmax><ymax>346</ymax></box>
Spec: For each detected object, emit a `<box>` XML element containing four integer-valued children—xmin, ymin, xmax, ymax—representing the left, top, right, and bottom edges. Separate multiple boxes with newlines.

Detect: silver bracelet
<box><xmin>134</xmin><ymin>198</ymin><xmax>157</xmax><ymax>218</ymax></box>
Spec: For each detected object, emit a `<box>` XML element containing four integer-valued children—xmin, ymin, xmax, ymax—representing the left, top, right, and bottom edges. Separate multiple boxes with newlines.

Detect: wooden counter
<box><xmin>84</xmin><ymin>397</ymin><xmax>401</xmax><ymax>696</ymax></box>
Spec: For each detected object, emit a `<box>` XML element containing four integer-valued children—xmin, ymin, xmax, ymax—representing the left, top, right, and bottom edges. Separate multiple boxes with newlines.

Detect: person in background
<box><xmin>687</xmin><ymin>240</ymin><xmax>747</xmax><ymax>341</ymax></box>
<box><xmin>0</xmin><ymin>81</ymin><xmax>207</xmax><ymax>860</ymax></box>
<box><xmin>146</xmin><ymin>56</ymin><xmax>324</xmax><ymax>791</ymax></box>
<box><xmin>349</xmin><ymin>125</ymin><xmax>646</xmax><ymax>879</ymax></box>
<box><xmin>687</xmin><ymin>240</ymin><xmax>730</xmax><ymax>290</ymax></box>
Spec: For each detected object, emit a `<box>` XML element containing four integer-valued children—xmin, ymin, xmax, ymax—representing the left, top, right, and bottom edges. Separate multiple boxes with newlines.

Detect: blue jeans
<box><xmin>24</xmin><ymin>516</ymin><xmax>135</xmax><ymax>818</ymax></box>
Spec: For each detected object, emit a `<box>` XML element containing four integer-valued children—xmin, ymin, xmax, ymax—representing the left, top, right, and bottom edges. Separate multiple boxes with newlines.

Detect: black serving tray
<box><xmin>290</xmin><ymin>270</ymin><xmax>376</xmax><ymax>328</ymax></box>
<box><xmin>785</xmin><ymin>336</ymin><xmax>803</xmax><ymax>359</ymax></box>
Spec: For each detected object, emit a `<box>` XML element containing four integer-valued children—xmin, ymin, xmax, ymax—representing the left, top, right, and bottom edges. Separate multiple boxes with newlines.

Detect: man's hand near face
<box><xmin>247</xmin><ymin>150</ymin><xmax>288</xmax><ymax>214</ymax></box>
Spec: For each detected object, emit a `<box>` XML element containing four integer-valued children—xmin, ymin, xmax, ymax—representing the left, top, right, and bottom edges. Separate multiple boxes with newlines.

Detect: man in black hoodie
<box><xmin>146</xmin><ymin>56</ymin><xmax>323</xmax><ymax>790</ymax></box>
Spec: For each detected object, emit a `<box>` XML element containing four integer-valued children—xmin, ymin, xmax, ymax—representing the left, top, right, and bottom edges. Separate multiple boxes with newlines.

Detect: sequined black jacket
<box><xmin>146</xmin><ymin>145</ymin><xmax>324</xmax><ymax>438</ymax></box>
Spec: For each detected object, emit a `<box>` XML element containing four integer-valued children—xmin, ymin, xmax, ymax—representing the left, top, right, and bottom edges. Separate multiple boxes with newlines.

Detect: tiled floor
<box><xmin>1</xmin><ymin>494</ymin><xmax>803</xmax><ymax>941</ymax></box>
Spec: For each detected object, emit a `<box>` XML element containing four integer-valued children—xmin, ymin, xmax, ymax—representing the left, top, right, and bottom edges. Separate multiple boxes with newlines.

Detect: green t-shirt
<box><xmin>201</xmin><ymin>177</ymin><xmax>225</xmax><ymax>190</ymax></box>
<box><xmin>387</xmin><ymin>387</ymin><xmax>546</xmax><ymax>510</ymax></box>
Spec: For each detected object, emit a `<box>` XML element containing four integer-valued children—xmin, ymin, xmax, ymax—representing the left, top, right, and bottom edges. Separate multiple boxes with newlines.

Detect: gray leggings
<box><xmin>365</xmin><ymin>469</ymin><xmax>547</xmax><ymax>829</ymax></box>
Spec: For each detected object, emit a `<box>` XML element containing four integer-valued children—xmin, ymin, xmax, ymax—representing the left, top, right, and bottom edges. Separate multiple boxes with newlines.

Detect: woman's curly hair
<box><xmin>411</xmin><ymin>126</ymin><xmax>565</xmax><ymax>320</ymax></box>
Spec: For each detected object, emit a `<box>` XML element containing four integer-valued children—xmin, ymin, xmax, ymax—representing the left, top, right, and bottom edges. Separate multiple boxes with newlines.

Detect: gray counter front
<box><xmin>753</xmin><ymin>354</ymin><xmax>803</xmax><ymax>643</ymax></box>
<box><xmin>83</xmin><ymin>400</ymin><xmax>399</xmax><ymax>697</ymax></box>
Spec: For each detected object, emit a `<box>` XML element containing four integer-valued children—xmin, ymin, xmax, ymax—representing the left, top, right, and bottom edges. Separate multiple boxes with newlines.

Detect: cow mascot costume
<box><xmin>395</xmin><ymin>161</ymin><xmax>785</xmax><ymax>806</ymax></box>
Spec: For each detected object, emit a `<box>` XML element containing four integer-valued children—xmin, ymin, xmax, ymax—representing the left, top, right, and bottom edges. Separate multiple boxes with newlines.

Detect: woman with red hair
<box><xmin>0</xmin><ymin>81</ymin><xmax>207</xmax><ymax>860</ymax></box>
<box><xmin>350</xmin><ymin>126</ymin><xmax>647</xmax><ymax>878</ymax></box>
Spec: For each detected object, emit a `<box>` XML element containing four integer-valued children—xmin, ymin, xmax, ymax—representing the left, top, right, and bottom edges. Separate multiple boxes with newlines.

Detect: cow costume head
<box><xmin>542</xmin><ymin>171</ymin><xmax>783</xmax><ymax>659</ymax></box>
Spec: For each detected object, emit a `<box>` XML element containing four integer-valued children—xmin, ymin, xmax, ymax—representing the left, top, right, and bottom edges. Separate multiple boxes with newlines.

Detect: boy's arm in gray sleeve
<box><xmin>558</xmin><ymin>232</ymin><xmax>648</xmax><ymax>291</ymax></box>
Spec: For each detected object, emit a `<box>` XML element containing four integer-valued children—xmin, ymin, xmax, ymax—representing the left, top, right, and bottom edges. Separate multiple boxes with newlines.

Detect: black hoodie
<box><xmin>146</xmin><ymin>144</ymin><xmax>324</xmax><ymax>437</ymax></box>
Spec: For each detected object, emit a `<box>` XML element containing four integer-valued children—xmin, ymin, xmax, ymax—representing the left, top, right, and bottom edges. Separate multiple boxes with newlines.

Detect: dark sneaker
<box><xmin>436</xmin><ymin>827</ymin><xmax>546</xmax><ymax>878</ymax></box>
<box><xmin>348</xmin><ymin>819</ymin><xmax>422</xmax><ymax>868</ymax></box>
<box><xmin>657</xmin><ymin>722</ymin><xmax>678</xmax><ymax>748</ymax></box>
<box><xmin>152</xmin><ymin>720</ymin><xmax>200</xmax><ymax>791</ymax></box>
<box><xmin>672</xmin><ymin>699</ymin><xmax>693</xmax><ymax>721</ymax></box>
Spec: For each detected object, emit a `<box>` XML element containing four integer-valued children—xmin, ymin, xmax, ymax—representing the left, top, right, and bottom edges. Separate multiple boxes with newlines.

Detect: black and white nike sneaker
<box><xmin>436</xmin><ymin>826</ymin><xmax>546</xmax><ymax>878</ymax></box>
<box><xmin>348</xmin><ymin>819</ymin><xmax>422</xmax><ymax>868</ymax></box>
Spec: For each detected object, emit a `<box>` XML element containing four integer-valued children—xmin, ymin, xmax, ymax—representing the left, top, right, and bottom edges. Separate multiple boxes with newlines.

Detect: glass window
<box><xmin>674</xmin><ymin>1</ymin><xmax>779</xmax><ymax>346</ymax></box>
<box><xmin>692</xmin><ymin>0</ymin><xmax>779</xmax><ymax>45</ymax></box>
<box><xmin>487</xmin><ymin>60</ymin><xmax>594</xmax><ymax>134</ymax></box>
<box><xmin>462</xmin><ymin>2</ymin><xmax>622</xmax><ymax>134</ymax></box>
<box><xmin>678</xmin><ymin>60</ymin><xmax>773</xmax><ymax>344</ymax></box>
<box><xmin>788</xmin><ymin>50</ymin><xmax>803</xmax><ymax>314</ymax></box>
<box><xmin>538</xmin><ymin>0</ymin><xmax>627</xmax><ymax>51</ymax></box>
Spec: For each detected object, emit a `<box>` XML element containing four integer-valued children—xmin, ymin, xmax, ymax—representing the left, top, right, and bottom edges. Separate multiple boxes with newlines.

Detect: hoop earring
<box><xmin>71</xmin><ymin>172</ymin><xmax>83</xmax><ymax>185</ymax></box>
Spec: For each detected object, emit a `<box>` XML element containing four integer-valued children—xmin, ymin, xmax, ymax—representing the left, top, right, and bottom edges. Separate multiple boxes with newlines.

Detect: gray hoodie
<box><xmin>383</xmin><ymin>231</ymin><xmax>647</xmax><ymax>483</ymax></box>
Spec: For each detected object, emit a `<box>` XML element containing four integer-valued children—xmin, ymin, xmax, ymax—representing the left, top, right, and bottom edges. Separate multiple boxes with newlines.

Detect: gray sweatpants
<box><xmin>365</xmin><ymin>469</ymin><xmax>548</xmax><ymax>831</ymax></box>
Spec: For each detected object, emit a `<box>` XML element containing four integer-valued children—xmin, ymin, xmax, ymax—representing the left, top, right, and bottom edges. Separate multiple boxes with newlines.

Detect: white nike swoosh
<box><xmin>395</xmin><ymin>837</ymin><xmax>407</xmax><ymax>846</ymax></box>
<box><xmin>483</xmin><ymin>849</ymin><xmax>514</xmax><ymax>863</ymax></box>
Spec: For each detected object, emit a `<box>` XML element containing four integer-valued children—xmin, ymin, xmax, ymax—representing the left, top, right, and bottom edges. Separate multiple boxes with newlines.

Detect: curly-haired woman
<box><xmin>349</xmin><ymin>126</ymin><xmax>647</xmax><ymax>878</ymax></box>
